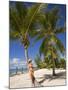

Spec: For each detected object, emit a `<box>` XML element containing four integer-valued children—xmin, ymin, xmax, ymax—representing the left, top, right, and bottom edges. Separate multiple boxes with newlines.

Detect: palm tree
<box><xmin>60</xmin><ymin>58</ymin><xmax>66</xmax><ymax>69</ymax></box>
<box><xmin>35</xmin><ymin>55</ymin><xmax>46</xmax><ymax>69</ymax></box>
<box><xmin>10</xmin><ymin>2</ymin><xmax>47</xmax><ymax>65</ymax></box>
<box><xmin>34</xmin><ymin>7</ymin><xmax>66</xmax><ymax>76</ymax></box>
<box><xmin>45</xmin><ymin>45</ymin><xmax>60</xmax><ymax>75</ymax></box>
<box><xmin>44</xmin><ymin>46</ymin><xmax>59</xmax><ymax>67</ymax></box>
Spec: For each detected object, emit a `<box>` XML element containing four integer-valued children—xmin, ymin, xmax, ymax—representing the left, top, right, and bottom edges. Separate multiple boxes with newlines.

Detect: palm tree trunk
<box><xmin>24</xmin><ymin>48</ymin><xmax>29</xmax><ymax>64</ymax></box>
<box><xmin>52</xmin><ymin>48</ymin><xmax>56</xmax><ymax>76</ymax></box>
<box><xmin>52</xmin><ymin>58</ymin><xmax>56</xmax><ymax>76</ymax></box>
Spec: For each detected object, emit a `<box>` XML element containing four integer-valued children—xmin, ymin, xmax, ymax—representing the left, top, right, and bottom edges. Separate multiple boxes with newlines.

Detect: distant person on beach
<box><xmin>16</xmin><ymin>67</ymin><xmax>18</xmax><ymax>74</ymax></box>
<box><xmin>22</xmin><ymin>67</ymin><xmax>23</xmax><ymax>74</ymax></box>
<box><xmin>28</xmin><ymin>59</ymin><xmax>35</xmax><ymax>87</ymax></box>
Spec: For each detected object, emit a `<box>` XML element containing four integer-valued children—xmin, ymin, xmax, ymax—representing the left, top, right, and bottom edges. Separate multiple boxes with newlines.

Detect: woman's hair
<box><xmin>28</xmin><ymin>59</ymin><xmax>32</xmax><ymax>64</ymax></box>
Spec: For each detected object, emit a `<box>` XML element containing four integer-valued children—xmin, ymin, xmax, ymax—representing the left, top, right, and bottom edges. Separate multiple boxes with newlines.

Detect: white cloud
<box><xmin>10</xmin><ymin>58</ymin><xmax>27</xmax><ymax>69</ymax></box>
<box><xmin>13</xmin><ymin>58</ymin><xmax>19</xmax><ymax>64</ymax></box>
<box><xmin>10</xmin><ymin>58</ymin><xmax>37</xmax><ymax>69</ymax></box>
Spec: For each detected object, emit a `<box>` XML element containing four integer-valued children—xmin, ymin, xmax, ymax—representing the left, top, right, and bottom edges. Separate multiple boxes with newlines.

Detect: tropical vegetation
<box><xmin>10</xmin><ymin>2</ymin><xmax>66</xmax><ymax>76</ymax></box>
<box><xmin>33</xmin><ymin>7</ymin><xmax>65</xmax><ymax>75</ymax></box>
<box><xmin>35</xmin><ymin>55</ymin><xmax>66</xmax><ymax>69</ymax></box>
<box><xmin>10</xmin><ymin>2</ymin><xmax>47</xmax><ymax>64</ymax></box>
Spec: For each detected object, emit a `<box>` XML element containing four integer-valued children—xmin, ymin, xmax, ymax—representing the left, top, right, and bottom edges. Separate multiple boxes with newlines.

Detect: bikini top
<box><xmin>28</xmin><ymin>63</ymin><xmax>33</xmax><ymax>69</ymax></box>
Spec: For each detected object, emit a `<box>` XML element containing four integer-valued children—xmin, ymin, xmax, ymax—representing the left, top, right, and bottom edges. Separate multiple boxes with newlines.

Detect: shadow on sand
<box><xmin>38</xmin><ymin>71</ymin><xmax>66</xmax><ymax>84</ymax></box>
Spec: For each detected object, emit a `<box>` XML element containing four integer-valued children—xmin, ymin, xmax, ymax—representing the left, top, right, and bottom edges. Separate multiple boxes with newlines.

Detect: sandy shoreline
<box><xmin>10</xmin><ymin>69</ymin><xmax>66</xmax><ymax>88</ymax></box>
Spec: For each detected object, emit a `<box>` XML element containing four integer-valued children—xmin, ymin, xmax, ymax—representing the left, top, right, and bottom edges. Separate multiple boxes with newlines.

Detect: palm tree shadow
<box><xmin>38</xmin><ymin>71</ymin><xmax>66</xmax><ymax>83</ymax></box>
<box><xmin>49</xmin><ymin>71</ymin><xmax>66</xmax><ymax>82</ymax></box>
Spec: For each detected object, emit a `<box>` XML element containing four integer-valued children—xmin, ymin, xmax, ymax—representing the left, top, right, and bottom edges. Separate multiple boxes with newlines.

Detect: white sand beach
<box><xmin>10</xmin><ymin>69</ymin><xmax>66</xmax><ymax>88</ymax></box>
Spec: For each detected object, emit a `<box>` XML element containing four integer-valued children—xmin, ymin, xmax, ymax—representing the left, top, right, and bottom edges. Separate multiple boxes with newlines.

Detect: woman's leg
<box><xmin>32</xmin><ymin>76</ymin><xmax>35</xmax><ymax>86</ymax></box>
<box><xmin>30</xmin><ymin>73</ymin><xmax>35</xmax><ymax>87</ymax></box>
<box><xmin>29</xmin><ymin>69</ymin><xmax>35</xmax><ymax>87</ymax></box>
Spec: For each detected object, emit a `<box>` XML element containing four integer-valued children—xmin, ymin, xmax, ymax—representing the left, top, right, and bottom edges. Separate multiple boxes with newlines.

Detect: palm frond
<box><xmin>52</xmin><ymin>35</ymin><xmax>65</xmax><ymax>53</ymax></box>
<box><xmin>10</xmin><ymin>8</ymin><xmax>21</xmax><ymax>32</ymax></box>
<box><xmin>34</xmin><ymin>32</ymin><xmax>44</xmax><ymax>43</ymax></box>
<box><xmin>49</xmin><ymin>7</ymin><xmax>60</xmax><ymax>30</ymax></box>
<box><xmin>10</xmin><ymin>30</ymin><xmax>20</xmax><ymax>40</ymax></box>
<box><xmin>39</xmin><ymin>37</ymin><xmax>50</xmax><ymax>55</ymax></box>
<box><xmin>15</xmin><ymin>2</ymin><xmax>27</xmax><ymax>20</ymax></box>
<box><xmin>54</xmin><ymin>27</ymin><xmax>66</xmax><ymax>34</ymax></box>
<box><xmin>26</xmin><ymin>3</ymin><xmax>47</xmax><ymax>32</ymax></box>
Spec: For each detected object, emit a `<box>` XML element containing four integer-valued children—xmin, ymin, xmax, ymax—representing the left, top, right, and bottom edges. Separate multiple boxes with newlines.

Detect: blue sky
<box><xmin>9</xmin><ymin>2</ymin><xmax>66</xmax><ymax>67</ymax></box>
